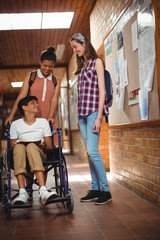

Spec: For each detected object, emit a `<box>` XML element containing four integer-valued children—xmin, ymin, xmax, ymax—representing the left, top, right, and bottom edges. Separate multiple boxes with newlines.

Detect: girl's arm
<box><xmin>47</xmin><ymin>77</ymin><xmax>60</xmax><ymax>123</ymax></box>
<box><xmin>93</xmin><ymin>58</ymin><xmax>105</xmax><ymax>133</ymax></box>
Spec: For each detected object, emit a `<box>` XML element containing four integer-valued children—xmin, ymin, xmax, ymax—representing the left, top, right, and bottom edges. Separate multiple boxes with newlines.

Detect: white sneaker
<box><xmin>39</xmin><ymin>187</ymin><xmax>57</xmax><ymax>205</ymax></box>
<box><xmin>13</xmin><ymin>189</ymin><xmax>29</xmax><ymax>205</ymax></box>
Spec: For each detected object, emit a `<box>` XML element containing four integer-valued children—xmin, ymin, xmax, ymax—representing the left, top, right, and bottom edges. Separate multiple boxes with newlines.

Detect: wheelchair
<box><xmin>0</xmin><ymin>125</ymin><xmax>74</xmax><ymax>217</ymax></box>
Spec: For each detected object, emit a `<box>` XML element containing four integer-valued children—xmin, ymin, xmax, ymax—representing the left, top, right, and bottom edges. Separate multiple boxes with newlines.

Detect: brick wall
<box><xmin>99</xmin><ymin>118</ymin><xmax>110</xmax><ymax>171</ymax></box>
<box><xmin>109</xmin><ymin>123</ymin><xmax>160</xmax><ymax>207</ymax></box>
<box><xmin>90</xmin><ymin>0</ymin><xmax>130</xmax><ymax>51</ymax></box>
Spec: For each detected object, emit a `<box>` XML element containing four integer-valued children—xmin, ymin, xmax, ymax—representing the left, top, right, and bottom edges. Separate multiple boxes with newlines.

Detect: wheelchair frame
<box><xmin>0</xmin><ymin>125</ymin><xmax>74</xmax><ymax>217</ymax></box>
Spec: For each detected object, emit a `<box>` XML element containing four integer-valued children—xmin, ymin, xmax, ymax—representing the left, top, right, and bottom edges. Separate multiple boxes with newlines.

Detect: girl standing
<box><xmin>70</xmin><ymin>33</ymin><xmax>112</xmax><ymax>205</ymax></box>
<box><xmin>6</xmin><ymin>47</ymin><xmax>60</xmax><ymax>133</ymax></box>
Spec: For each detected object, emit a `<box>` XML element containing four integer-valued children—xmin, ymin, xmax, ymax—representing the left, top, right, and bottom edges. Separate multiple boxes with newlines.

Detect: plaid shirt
<box><xmin>77</xmin><ymin>58</ymin><xmax>108</xmax><ymax>116</ymax></box>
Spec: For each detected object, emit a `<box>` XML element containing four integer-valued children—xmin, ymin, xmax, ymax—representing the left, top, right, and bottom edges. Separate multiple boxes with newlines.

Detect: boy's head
<box><xmin>18</xmin><ymin>96</ymin><xmax>38</xmax><ymax>116</ymax></box>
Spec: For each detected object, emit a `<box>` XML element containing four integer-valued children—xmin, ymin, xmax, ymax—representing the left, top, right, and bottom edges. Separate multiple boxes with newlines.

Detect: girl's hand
<box><xmin>92</xmin><ymin>118</ymin><xmax>102</xmax><ymax>133</ymax></box>
<box><xmin>5</xmin><ymin>116</ymin><xmax>13</xmax><ymax>126</ymax></box>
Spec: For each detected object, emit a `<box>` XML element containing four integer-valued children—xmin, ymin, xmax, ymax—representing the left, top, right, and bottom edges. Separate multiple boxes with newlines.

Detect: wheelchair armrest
<box><xmin>51</xmin><ymin>128</ymin><xmax>62</xmax><ymax>136</ymax></box>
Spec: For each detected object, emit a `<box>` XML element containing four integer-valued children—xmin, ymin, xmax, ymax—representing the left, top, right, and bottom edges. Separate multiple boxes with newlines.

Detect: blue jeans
<box><xmin>78</xmin><ymin>111</ymin><xmax>110</xmax><ymax>192</ymax></box>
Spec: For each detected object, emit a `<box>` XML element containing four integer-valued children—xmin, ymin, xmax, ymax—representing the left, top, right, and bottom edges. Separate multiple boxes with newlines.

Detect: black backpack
<box><xmin>27</xmin><ymin>70</ymin><xmax>57</xmax><ymax>96</ymax></box>
<box><xmin>104</xmin><ymin>69</ymin><xmax>113</xmax><ymax>107</ymax></box>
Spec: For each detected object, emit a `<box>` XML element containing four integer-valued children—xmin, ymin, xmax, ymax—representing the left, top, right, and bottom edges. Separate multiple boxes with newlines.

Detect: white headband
<box><xmin>71</xmin><ymin>33</ymin><xmax>85</xmax><ymax>42</ymax></box>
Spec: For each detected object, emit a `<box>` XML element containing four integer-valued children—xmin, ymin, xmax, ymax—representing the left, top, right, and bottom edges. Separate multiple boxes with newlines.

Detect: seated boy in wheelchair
<box><xmin>10</xmin><ymin>95</ymin><xmax>57</xmax><ymax>205</ymax></box>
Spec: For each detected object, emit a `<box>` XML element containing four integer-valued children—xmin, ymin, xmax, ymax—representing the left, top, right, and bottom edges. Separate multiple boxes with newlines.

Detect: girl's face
<box><xmin>40</xmin><ymin>59</ymin><xmax>55</xmax><ymax>78</ymax></box>
<box><xmin>70</xmin><ymin>40</ymin><xmax>86</xmax><ymax>57</ymax></box>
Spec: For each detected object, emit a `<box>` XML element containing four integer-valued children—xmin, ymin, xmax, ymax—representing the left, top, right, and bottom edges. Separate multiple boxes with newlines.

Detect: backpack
<box><xmin>104</xmin><ymin>69</ymin><xmax>113</xmax><ymax>107</ymax></box>
<box><xmin>27</xmin><ymin>70</ymin><xmax>57</xmax><ymax>96</ymax></box>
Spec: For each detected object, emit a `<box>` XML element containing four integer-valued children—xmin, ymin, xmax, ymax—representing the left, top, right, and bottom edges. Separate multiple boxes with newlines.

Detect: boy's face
<box><xmin>23</xmin><ymin>99</ymin><xmax>39</xmax><ymax>114</ymax></box>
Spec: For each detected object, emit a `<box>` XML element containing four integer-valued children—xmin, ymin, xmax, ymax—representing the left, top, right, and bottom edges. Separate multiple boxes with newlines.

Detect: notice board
<box><xmin>104</xmin><ymin>0</ymin><xmax>160</xmax><ymax>126</ymax></box>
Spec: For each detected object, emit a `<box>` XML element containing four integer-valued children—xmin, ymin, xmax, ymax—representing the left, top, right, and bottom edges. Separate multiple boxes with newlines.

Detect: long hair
<box><xmin>70</xmin><ymin>33</ymin><xmax>98</xmax><ymax>75</ymax></box>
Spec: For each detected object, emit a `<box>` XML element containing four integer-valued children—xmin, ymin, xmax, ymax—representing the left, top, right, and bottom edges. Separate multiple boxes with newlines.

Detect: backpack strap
<box><xmin>27</xmin><ymin>70</ymin><xmax>57</xmax><ymax>96</ymax></box>
<box><xmin>27</xmin><ymin>70</ymin><xmax>37</xmax><ymax>96</ymax></box>
<box><xmin>52</xmin><ymin>75</ymin><xmax>57</xmax><ymax>87</ymax></box>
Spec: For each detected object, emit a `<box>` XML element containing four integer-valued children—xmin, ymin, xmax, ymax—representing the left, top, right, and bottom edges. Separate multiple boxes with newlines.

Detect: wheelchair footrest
<box><xmin>43</xmin><ymin>160</ymin><xmax>59</xmax><ymax>166</ymax></box>
<box><xmin>46</xmin><ymin>196</ymin><xmax>71</xmax><ymax>204</ymax></box>
<box><xmin>10</xmin><ymin>203</ymin><xmax>32</xmax><ymax>209</ymax></box>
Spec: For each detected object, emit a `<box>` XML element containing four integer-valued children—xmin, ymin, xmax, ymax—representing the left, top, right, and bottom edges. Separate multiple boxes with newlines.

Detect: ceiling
<box><xmin>0</xmin><ymin>0</ymin><xmax>97</xmax><ymax>98</ymax></box>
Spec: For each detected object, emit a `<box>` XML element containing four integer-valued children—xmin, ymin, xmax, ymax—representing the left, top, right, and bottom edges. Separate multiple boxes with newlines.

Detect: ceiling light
<box><xmin>11</xmin><ymin>82</ymin><xmax>23</xmax><ymax>87</ymax></box>
<box><xmin>0</xmin><ymin>14</ymin><xmax>12</xmax><ymax>30</ymax></box>
<box><xmin>0</xmin><ymin>12</ymin><xmax>74</xmax><ymax>30</ymax></box>
<box><xmin>11</xmin><ymin>13</ymin><xmax>42</xmax><ymax>30</ymax></box>
<box><xmin>42</xmin><ymin>12</ymin><xmax>74</xmax><ymax>29</ymax></box>
<box><xmin>0</xmin><ymin>13</ymin><xmax>41</xmax><ymax>30</ymax></box>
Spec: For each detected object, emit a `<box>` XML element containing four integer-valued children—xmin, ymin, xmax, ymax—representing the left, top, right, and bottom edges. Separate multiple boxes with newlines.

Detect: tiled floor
<box><xmin>0</xmin><ymin>155</ymin><xmax>160</xmax><ymax>240</ymax></box>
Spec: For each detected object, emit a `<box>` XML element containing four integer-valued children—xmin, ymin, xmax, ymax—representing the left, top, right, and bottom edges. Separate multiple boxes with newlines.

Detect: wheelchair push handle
<box><xmin>49</xmin><ymin>121</ymin><xmax>62</xmax><ymax>136</ymax></box>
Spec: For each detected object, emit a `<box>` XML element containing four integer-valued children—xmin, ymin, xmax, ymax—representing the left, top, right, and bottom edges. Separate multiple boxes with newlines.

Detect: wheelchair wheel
<box><xmin>0</xmin><ymin>151</ymin><xmax>11</xmax><ymax>217</ymax></box>
<box><xmin>59</xmin><ymin>155</ymin><xmax>69</xmax><ymax>197</ymax></box>
<box><xmin>53</xmin><ymin>163</ymin><xmax>61</xmax><ymax>195</ymax></box>
<box><xmin>66</xmin><ymin>190</ymin><xmax>74</xmax><ymax>213</ymax></box>
<box><xmin>0</xmin><ymin>154</ymin><xmax>2</xmax><ymax>202</ymax></box>
<box><xmin>0</xmin><ymin>153</ymin><xmax>7</xmax><ymax>205</ymax></box>
<box><xmin>1</xmin><ymin>183</ymin><xmax>11</xmax><ymax>217</ymax></box>
<box><xmin>4</xmin><ymin>196</ymin><xmax>11</xmax><ymax>217</ymax></box>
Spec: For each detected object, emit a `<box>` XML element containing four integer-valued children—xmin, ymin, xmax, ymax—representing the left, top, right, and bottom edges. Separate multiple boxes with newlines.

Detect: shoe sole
<box><xmin>80</xmin><ymin>197</ymin><xmax>98</xmax><ymax>202</ymax></box>
<box><xmin>14</xmin><ymin>200</ymin><xmax>28</xmax><ymax>205</ymax></box>
<box><xmin>95</xmin><ymin>198</ymin><xmax>112</xmax><ymax>205</ymax></box>
<box><xmin>41</xmin><ymin>193</ymin><xmax>57</xmax><ymax>205</ymax></box>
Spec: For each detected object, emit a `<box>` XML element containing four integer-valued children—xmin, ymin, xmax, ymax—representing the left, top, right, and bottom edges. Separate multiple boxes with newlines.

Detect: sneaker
<box><xmin>39</xmin><ymin>187</ymin><xmax>57</xmax><ymax>205</ymax></box>
<box><xmin>95</xmin><ymin>191</ymin><xmax>112</xmax><ymax>205</ymax></box>
<box><xmin>80</xmin><ymin>190</ymin><xmax>100</xmax><ymax>202</ymax></box>
<box><xmin>13</xmin><ymin>190</ymin><xmax>29</xmax><ymax>205</ymax></box>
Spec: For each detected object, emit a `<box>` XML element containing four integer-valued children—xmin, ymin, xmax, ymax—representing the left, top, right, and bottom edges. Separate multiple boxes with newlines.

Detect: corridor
<box><xmin>0</xmin><ymin>155</ymin><xmax>160</xmax><ymax>240</ymax></box>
